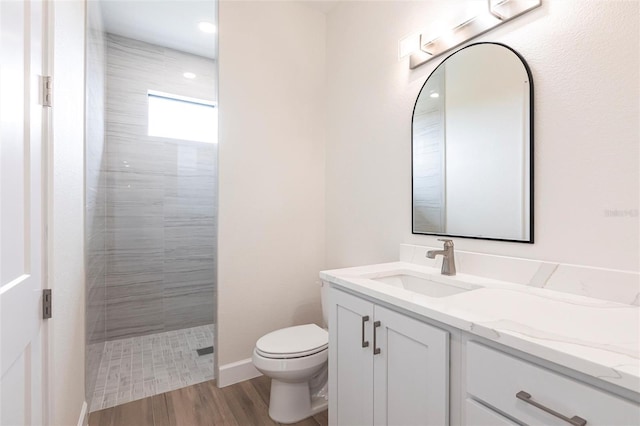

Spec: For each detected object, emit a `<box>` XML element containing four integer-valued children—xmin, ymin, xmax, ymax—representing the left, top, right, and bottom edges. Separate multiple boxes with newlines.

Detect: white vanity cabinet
<box><xmin>328</xmin><ymin>288</ymin><xmax>449</xmax><ymax>426</ymax></box>
<box><xmin>322</xmin><ymin>257</ymin><xmax>640</xmax><ymax>426</ymax></box>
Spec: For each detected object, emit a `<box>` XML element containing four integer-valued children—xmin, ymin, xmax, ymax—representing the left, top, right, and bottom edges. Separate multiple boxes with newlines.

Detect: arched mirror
<box><xmin>412</xmin><ymin>42</ymin><xmax>533</xmax><ymax>243</ymax></box>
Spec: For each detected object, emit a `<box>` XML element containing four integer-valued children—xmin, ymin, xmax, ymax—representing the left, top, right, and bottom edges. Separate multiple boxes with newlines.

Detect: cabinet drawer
<box><xmin>466</xmin><ymin>342</ymin><xmax>640</xmax><ymax>426</ymax></box>
<box><xmin>465</xmin><ymin>398</ymin><xmax>516</xmax><ymax>425</ymax></box>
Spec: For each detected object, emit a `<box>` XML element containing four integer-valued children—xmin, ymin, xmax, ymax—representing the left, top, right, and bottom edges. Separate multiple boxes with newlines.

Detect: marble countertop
<box><xmin>320</xmin><ymin>261</ymin><xmax>640</xmax><ymax>394</ymax></box>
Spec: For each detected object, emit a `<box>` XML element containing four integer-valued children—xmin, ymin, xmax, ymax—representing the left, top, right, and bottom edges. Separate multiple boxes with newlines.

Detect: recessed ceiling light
<box><xmin>430</xmin><ymin>92</ymin><xmax>440</xmax><ymax>98</ymax></box>
<box><xmin>183</xmin><ymin>72</ymin><xmax>196</xmax><ymax>79</ymax></box>
<box><xmin>198</xmin><ymin>21</ymin><xmax>216</xmax><ymax>34</ymax></box>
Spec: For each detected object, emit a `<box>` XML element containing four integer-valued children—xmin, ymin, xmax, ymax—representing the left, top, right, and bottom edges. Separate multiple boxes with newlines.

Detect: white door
<box><xmin>0</xmin><ymin>0</ymin><xmax>49</xmax><ymax>424</ymax></box>
<box><xmin>373</xmin><ymin>305</ymin><xmax>449</xmax><ymax>426</ymax></box>
<box><xmin>329</xmin><ymin>289</ymin><xmax>374</xmax><ymax>426</ymax></box>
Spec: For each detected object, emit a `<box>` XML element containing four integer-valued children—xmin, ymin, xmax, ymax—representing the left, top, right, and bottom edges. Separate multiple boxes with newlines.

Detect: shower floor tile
<box><xmin>89</xmin><ymin>324</ymin><xmax>215</xmax><ymax>412</ymax></box>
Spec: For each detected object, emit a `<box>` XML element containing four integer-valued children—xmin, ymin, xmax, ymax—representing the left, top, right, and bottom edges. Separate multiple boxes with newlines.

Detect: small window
<box><xmin>147</xmin><ymin>91</ymin><xmax>217</xmax><ymax>143</ymax></box>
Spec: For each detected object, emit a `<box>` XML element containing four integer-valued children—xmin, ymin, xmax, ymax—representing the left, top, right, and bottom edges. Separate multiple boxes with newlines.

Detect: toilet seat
<box><xmin>256</xmin><ymin>324</ymin><xmax>328</xmax><ymax>359</ymax></box>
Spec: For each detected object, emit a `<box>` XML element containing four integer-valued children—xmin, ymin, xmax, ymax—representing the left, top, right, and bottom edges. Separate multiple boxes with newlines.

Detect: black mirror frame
<box><xmin>411</xmin><ymin>42</ymin><xmax>534</xmax><ymax>244</ymax></box>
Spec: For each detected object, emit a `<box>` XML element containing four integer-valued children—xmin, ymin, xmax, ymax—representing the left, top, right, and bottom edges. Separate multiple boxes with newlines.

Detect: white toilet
<box><xmin>252</xmin><ymin>283</ymin><xmax>329</xmax><ymax>424</ymax></box>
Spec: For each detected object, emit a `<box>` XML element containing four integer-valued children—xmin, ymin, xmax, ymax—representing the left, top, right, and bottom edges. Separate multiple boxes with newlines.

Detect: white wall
<box><xmin>326</xmin><ymin>0</ymin><xmax>639</xmax><ymax>272</ymax></box>
<box><xmin>51</xmin><ymin>0</ymin><xmax>86</xmax><ymax>424</ymax></box>
<box><xmin>217</xmin><ymin>1</ymin><xmax>326</xmax><ymax>371</ymax></box>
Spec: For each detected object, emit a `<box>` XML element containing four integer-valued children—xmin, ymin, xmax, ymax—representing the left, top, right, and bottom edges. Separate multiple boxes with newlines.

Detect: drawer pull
<box><xmin>373</xmin><ymin>321</ymin><xmax>381</xmax><ymax>355</ymax></box>
<box><xmin>516</xmin><ymin>391</ymin><xmax>587</xmax><ymax>426</ymax></box>
<box><xmin>361</xmin><ymin>316</ymin><xmax>369</xmax><ymax>348</ymax></box>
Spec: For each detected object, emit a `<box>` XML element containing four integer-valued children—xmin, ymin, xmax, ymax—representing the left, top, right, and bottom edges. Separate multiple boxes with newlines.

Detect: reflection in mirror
<box><xmin>412</xmin><ymin>42</ymin><xmax>533</xmax><ymax>242</ymax></box>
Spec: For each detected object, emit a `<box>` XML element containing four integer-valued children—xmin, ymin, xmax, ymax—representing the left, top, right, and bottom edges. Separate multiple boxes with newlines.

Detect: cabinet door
<box><xmin>373</xmin><ymin>305</ymin><xmax>449</xmax><ymax>426</ymax></box>
<box><xmin>329</xmin><ymin>289</ymin><xmax>375</xmax><ymax>426</ymax></box>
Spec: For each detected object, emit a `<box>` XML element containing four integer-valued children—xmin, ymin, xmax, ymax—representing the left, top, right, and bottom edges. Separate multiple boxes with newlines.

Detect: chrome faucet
<box><xmin>426</xmin><ymin>239</ymin><xmax>456</xmax><ymax>276</ymax></box>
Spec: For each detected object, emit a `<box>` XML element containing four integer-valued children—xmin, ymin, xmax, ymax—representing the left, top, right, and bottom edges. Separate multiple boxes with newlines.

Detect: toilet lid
<box><xmin>256</xmin><ymin>324</ymin><xmax>328</xmax><ymax>358</ymax></box>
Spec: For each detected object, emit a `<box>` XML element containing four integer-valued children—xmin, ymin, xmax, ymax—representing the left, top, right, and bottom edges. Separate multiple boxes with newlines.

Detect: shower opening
<box><xmin>85</xmin><ymin>0</ymin><xmax>218</xmax><ymax>412</ymax></box>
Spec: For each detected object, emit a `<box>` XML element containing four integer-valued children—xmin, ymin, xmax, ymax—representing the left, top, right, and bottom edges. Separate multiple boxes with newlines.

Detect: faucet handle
<box><xmin>437</xmin><ymin>238</ymin><xmax>454</xmax><ymax>247</ymax></box>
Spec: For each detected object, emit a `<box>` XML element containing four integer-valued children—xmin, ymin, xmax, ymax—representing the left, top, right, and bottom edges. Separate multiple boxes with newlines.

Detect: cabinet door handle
<box><xmin>373</xmin><ymin>321</ymin><xmax>381</xmax><ymax>355</ymax></box>
<box><xmin>516</xmin><ymin>391</ymin><xmax>587</xmax><ymax>426</ymax></box>
<box><xmin>361</xmin><ymin>316</ymin><xmax>369</xmax><ymax>348</ymax></box>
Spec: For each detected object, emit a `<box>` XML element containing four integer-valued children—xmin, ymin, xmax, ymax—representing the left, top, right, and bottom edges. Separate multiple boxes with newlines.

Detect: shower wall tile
<box><xmin>163</xmin><ymin>288</ymin><xmax>216</xmax><ymax>332</ymax></box>
<box><xmin>161</xmin><ymin>49</ymin><xmax>216</xmax><ymax>100</ymax></box>
<box><xmin>107</xmin><ymin>159</ymin><xmax>167</xmax><ymax>184</ymax></box>
<box><xmin>107</xmin><ymin>170</ymin><xmax>164</xmax><ymax>191</ymax></box>
<box><xmin>108</xmin><ymin>214</ymin><xmax>164</xmax><ymax>232</ymax></box>
<box><xmin>162</xmin><ymin>141</ymin><xmax>217</xmax><ymax>176</ymax></box>
<box><xmin>105</xmin><ymin>123</ymin><xmax>148</xmax><ymax>141</ymax></box>
<box><xmin>106</xmin><ymin>282</ymin><xmax>164</xmax><ymax>339</ymax></box>
<box><xmin>107</xmin><ymin>34</ymin><xmax>164</xmax><ymax>67</ymax></box>
<box><xmin>165</xmin><ymin>226</ymin><xmax>215</xmax><ymax>259</ymax></box>
<box><xmin>106</xmin><ymin>250</ymin><xmax>163</xmax><ymax>289</ymax></box>
<box><xmin>107</xmin><ymin>216</ymin><xmax>163</xmax><ymax>240</ymax></box>
<box><xmin>107</xmin><ymin>144</ymin><xmax>167</xmax><ymax>176</ymax></box>
<box><xmin>107</xmin><ymin>188</ymin><xmax>163</xmax><ymax>219</ymax></box>
<box><xmin>163</xmin><ymin>257</ymin><xmax>216</xmax><ymax>331</ymax></box>
<box><xmin>105</xmin><ymin>34</ymin><xmax>216</xmax><ymax>340</ymax></box>
<box><xmin>164</xmin><ymin>201</ymin><xmax>215</xmax><ymax>223</ymax></box>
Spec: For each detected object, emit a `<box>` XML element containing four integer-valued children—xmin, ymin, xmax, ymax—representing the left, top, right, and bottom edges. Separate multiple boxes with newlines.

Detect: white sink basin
<box><xmin>367</xmin><ymin>271</ymin><xmax>479</xmax><ymax>298</ymax></box>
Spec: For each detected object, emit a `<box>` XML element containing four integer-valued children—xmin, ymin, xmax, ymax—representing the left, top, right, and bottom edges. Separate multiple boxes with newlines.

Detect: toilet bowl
<box><xmin>252</xmin><ymin>324</ymin><xmax>329</xmax><ymax>424</ymax></box>
<box><xmin>252</xmin><ymin>282</ymin><xmax>330</xmax><ymax>424</ymax></box>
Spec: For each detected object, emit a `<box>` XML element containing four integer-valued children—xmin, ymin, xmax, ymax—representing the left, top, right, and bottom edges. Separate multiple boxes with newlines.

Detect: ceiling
<box><xmin>100</xmin><ymin>0</ymin><xmax>217</xmax><ymax>59</ymax></box>
<box><xmin>100</xmin><ymin>0</ymin><xmax>347</xmax><ymax>59</ymax></box>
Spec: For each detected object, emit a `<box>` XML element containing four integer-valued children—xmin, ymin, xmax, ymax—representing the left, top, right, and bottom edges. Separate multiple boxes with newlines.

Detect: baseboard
<box><xmin>217</xmin><ymin>358</ymin><xmax>262</xmax><ymax>387</ymax></box>
<box><xmin>77</xmin><ymin>401</ymin><xmax>88</xmax><ymax>426</ymax></box>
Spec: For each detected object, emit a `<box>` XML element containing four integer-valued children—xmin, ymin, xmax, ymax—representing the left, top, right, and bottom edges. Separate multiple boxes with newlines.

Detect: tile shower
<box><xmin>86</xmin><ymin>8</ymin><xmax>217</xmax><ymax>411</ymax></box>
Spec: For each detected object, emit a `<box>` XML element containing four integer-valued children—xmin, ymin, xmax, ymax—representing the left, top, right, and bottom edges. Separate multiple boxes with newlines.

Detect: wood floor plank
<box><xmin>111</xmin><ymin>397</ymin><xmax>154</xmax><ymax>426</ymax></box>
<box><xmin>164</xmin><ymin>381</ymin><xmax>208</xmax><ymax>426</ymax></box>
<box><xmin>250</xmin><ymin>374</ymin><xmax>272</xmax><ymax>406</ymax></box>
<box><xmin>88</xmin><ymin>376</ymin><xmax>328</xmax><ymax>426</ymax></box>
<box><xmin>198</xmin><ymin>381</ymin><xmax>240</xmax><ymax>426</ymax></box>
<box><xmin>150</xmin><ymin>394</ymin><xmax>170</xmax><ymax>426</ymax></box>
<box><xmin>313</xmin><ymin>408</ymin><xmax>329</xmax><ymax>425</ymax></box>
<box><xmin>222</xmin><ymin>380</ymin><xmax>278</xmax><ymax>426</ymax></box>
<box><xmin>88</xmin><ymin>406</ymin><xmax>114</xmax><ymax>426</ymax></box>
<box><xmin>244</xmin><ymin>378</ymin><xmax>323</xmax><ymax>426</ymax></box>
<box><xmin>238</xmin><ymin>380</ymin><xmax>274</xmax><ymax>417</ymax></box>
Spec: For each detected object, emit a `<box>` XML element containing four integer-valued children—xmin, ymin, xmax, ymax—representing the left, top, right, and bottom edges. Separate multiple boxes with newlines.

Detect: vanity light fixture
<box><xmin>198</xmin><ymin>21</ymin><xmax>216</xmax><ymax>34</ymax></box>
<box><xmin>183</xmin><ymin>72</ymin><xmax>196</xmax><ymax>79</ymax></box>
<box><xmin>406</xmin><ymin>0</ymin><xmax>541</xmax><ymax>69</ymax></box>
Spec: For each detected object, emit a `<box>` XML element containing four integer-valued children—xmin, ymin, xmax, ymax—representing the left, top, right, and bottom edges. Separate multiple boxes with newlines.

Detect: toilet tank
<box><xmin>320</xmin><ymin>280</ymin><xmax>329</xmax><ymax>328</ymax></box>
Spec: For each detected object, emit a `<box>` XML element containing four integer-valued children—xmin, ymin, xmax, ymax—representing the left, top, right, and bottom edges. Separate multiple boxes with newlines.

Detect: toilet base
<box><xmin>268</xmin><ymin>379</ymin><xmax>328</xmax><ymax>424</ymax></box>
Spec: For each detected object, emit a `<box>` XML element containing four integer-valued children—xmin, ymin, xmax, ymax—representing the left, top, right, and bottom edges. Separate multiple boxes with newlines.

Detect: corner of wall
<box><xmin>50</xmin><ymin>0</ymin><xmax>87</xmax><ymax>424</ymax></box>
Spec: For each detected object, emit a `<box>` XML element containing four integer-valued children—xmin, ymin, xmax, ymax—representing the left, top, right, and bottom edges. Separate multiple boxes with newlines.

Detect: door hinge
<box><xmin>40</xmin><ymin>75</ymin><xmax>52</xmax><ymax>107</ymax></box>
<box><xmin>43</xmin><ymin>289</ymin><xmax>52</xmax><ymax>319</ymax></box>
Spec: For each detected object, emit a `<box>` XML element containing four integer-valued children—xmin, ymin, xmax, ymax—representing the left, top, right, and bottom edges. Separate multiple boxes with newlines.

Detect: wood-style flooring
<box><xmin>88</xmin><ymin>375</ymin><xmax>328</xmax><ymax>426</ymax></box>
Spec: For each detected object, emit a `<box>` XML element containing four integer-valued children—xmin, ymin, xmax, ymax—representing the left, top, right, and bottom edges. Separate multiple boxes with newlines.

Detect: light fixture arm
<box><xmin>488</xmin><ymin>0</ymin><xmax>506</xmax><ymax>21</ymax></box>
<box><xmin>409</xmin><ymin>0</ymin><xmax>540</xmax><ymax>69</ymax></box>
